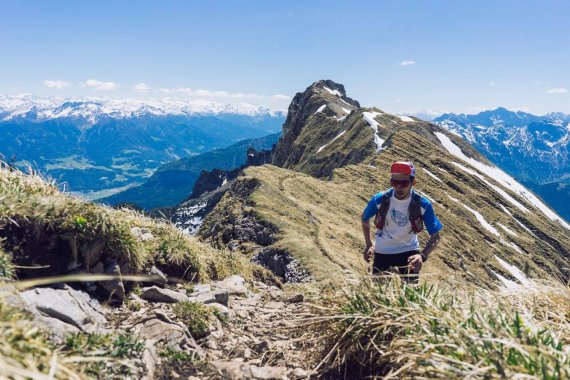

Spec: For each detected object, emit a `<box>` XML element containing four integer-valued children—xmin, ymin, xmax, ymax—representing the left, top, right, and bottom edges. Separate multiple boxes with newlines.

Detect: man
<box><xmin>361</xmin><ymin>161</ymin><xmax>442</xmax><ymax>283</ymax></box>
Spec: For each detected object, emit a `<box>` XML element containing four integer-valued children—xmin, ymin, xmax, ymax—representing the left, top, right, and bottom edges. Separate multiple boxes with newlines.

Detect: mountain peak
<box><xmin>309</xmin><ymin>79</ymin><xmax>359</xmax><ymax>108</ymax></box>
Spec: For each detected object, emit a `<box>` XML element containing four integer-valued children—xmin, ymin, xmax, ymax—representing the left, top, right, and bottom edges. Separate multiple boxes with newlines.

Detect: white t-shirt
<box><xmin>374</xmin><ymin>194</ymin><xmax>420</xmax><ymax>254</ymax></box>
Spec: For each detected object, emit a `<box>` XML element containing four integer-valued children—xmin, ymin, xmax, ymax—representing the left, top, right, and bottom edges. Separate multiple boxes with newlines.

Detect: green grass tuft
<box><xmin>172</xmin><ymin>301</ymin><xmax>213</xmax><ymax>339</ymax></box>
<box><xmin>312</xmin><ymin>277</ymin><xmax>570</xmax><ymax>379</ymax></box>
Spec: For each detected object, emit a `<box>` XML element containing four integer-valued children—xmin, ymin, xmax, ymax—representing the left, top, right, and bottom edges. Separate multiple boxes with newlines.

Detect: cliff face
<box><xmin>272</xmin><ymin>80</ymin><xmax>360</xmax><ymax>170</ymax></box>
<box><xmin>172</xmin><ymin>148</ymin><xmax>273</xmax><ymax>235</ymax></box>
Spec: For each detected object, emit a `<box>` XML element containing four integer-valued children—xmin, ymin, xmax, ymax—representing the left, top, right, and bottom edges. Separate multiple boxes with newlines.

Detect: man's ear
<box><xmin>412</xmin><ymin>178</ymin><xmax>417</xmax><ymax>186</ymax></box>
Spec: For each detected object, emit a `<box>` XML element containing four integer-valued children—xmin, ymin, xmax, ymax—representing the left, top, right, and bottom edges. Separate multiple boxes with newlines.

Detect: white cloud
<box><xmin>158</xmin><ymin>87</ymin><xmax>265</xmax><ymax>99</ymax></box>
<box><xmin>400</xmin><ymin>60</ymin><xmax>416</xmax><ymax>66</ymax></box>
<box><xmin>272</xmin><ymin>94</ymin><xmax>291</xmax><ymax>100</ymax></box>
<box><xmin>133</xmin><ymin>83</ymin><xmax>151</xmax><ymax>93</ymax></box>
<box><xmin>83</xmin><ymin>79</ymin><xmax>118</xmax><ymax>91</ymax></box>
<box><xmin>547</xmin><ymin>87</ymin><xmax>568</xmax><ymax>94</ymax></box>
<box><xmin>43</xmin><ymin>80</ymin><xmax>71</xmax><ymax>89</ymax></box>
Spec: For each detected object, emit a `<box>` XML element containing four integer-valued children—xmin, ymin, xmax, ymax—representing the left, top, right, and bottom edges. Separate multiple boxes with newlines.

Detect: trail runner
<box><xmin>361</xmin><ymin>161</ymin><xmax>443</xmax><ymax>283</ymax></box>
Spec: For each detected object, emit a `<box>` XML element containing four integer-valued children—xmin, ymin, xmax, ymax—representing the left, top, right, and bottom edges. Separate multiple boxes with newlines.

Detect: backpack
<box><xmin>373</xmin><ymin>189</ymin><xmax>424</xmax><ymax>234</ymax></box>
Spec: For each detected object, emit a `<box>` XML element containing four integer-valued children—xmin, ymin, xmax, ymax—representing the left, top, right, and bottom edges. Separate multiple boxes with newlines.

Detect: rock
<box><xmin>132</xmin><ymin>311</ymin><xmax>203</xmax><ymax>356</ymax></box>
<box><xmin>217</xmin><ymin>275</ymin><xmax>248</xmax><ymax>296</ymax></box>
<box><xmin>205</xmin><ymin>338</ymin><xmax>219</xmax><ymax>350</ymax></box>
<box><xmin>141</xmin><ymin>340</ymin><xmax>160</xmax><ymax>380</ymax></box>
<box><xmin>250</xmin><ymin>365</ymin><xmax>288</xmax><ymax>380</ymax></box>
<box><xmin>287</xmin><ymin>293</ymin><xmax>304</xmax><ymax>303</ymax></box>
<box><xmin>100</xmin><ymin>260</ymin><xmax>125</xmax><ymax>302</ymax></box>
<box><xmin>195</xmin><ymin>289</ymin><xmax>229</xmax><ymax>306</ymax></box>
<box><xmin>208</xmin><ymin>303</ymin><xmax>230</xmax><ymax>320</ymax></box>
<box><xmin>289</xmin><ymin>368</ymin><xmax>310</xmax><ymax>378</ymax></box>
<box><xmin>209</xmin><ymin>360</ymin><xmax>288</xmax><ymax>380</ymax></box>
<box><xmin>209</xmin><ymin>359</ymin><xmax>248</xmax><ymax>379</ymax></box>
<box><xmin>192</xmin><ymin>284</ymin><xmax>212</xmax><ymax>295</ymax></box>
<box><xmin>251</xmin><ymin>248</ymin><xmax>312</xmax><ymax>283</ymax></box>
<box><xmin>140</xmin><ymin>286</ymin><xmax>189</xmax><ymax>303</ymax></box>
<box><xmin>20</xmin><ymin>286</ymin><xmax>107</xmax><ymax>336</ymax></box>
<box><xmin>131</xmin><ymin>227</ymin><xmax>155</xmax><ymax>241</ymax></box>
<box><xmin>149</xmin><ymin>266</ymin><xmax>168</xmax><ymax>286</ymax></box>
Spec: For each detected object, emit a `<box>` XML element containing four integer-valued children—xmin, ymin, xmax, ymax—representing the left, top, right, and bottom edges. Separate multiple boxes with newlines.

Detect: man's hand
<box><xmin>407</xmin><ymin>254</ymin><xmax>423</xmax><ymax>272</ymax></box>
<box><xmin>363</xmin><ymin>244</ymin><xmax>373</xmax><ymax>263</ymax></box>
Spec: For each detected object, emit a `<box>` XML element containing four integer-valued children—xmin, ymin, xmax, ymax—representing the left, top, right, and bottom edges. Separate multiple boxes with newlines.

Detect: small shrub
<box><xmin>159</xmin><ymin>345</ymin><xmax>198</xmax><ymax>364</ymax></box>
<box><xmin>211</xmin><ymin>307</ymin><xmax>229</xmax><ymax>326</ymax></box>
<box><xmin>172</xmin><ymin>301</ymin><xmax>213</xmax><ymax>339</ymax></box>
<box><xmin>63</xmin><ymin>332</ymin><xmax>144</xmax><ymax>377</ymax></box>
<box><xmin>126</xmin><ymin>299</ymin><xmax>142</xmax><ymax>311</ymax></box>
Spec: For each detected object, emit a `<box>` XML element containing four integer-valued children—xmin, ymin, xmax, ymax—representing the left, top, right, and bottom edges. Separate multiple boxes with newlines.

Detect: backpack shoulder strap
<box><xmin>374</xmin><ymin>189</ymin><xmax>392</xmax><ymax>230</ymax></box>
<box><xmin>408</xmin><ymin>190</ymin><xmax>424</xmax><ymax>233</ymax></box>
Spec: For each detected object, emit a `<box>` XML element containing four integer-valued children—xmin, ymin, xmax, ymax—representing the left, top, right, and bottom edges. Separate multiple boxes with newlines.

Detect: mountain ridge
<box><xmin>197</xmin><ymin>80</ymin><xmax>570</xmax><ymax>289</ymax></box>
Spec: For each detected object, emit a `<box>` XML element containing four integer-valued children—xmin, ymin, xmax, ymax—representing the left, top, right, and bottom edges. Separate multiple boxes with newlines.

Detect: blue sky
<box><xmin>1</xmin><ymin>0</ymin><xmax>569</xmax><ymax>114</ymax></box>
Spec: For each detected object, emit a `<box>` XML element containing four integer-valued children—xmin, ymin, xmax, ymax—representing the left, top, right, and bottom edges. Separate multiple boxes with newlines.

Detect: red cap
<box><xmin>390</xmin><ymin>161</ymin><xmax>416</xmax><ymax>176</ymax></box>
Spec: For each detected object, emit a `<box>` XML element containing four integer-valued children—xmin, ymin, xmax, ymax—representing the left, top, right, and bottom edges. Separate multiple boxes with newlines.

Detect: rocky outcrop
<box><xmin>272</xmin><ymin>79</ymin><xmax>360</xmax><ymax>169</ymax></box>
<box><xmin>173</xmin><ymin>148</ymin><xmax>276</xmax><ymax>236</ymax></box>
<box><xmin>198</xmin><ymin>177</ymin><xmax>278</xmax><ymax>251</ymax></box>
<box><xmin>252</xmin><ymin>248</ymin><xmax>312</xmax><ymax>283</ymax></box>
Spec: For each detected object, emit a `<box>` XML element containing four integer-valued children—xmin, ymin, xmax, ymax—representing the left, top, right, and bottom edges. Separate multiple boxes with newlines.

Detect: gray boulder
<box><xmin>140</xmin><ymin>286</ymin><xmax>189</xmax><ymax>303</ymax></box>
<box><xmin>193</xmin><ymin>289</ymin><xmax>229</xmax><ymax>306</ymax></box>
<box><xmin>216</xmin><ymin>275</ymin><xmax>248</xmax><ymax>296</ymax></box>
<box><xmin>20</xmin><ymin>286</ymin><xmax>107</xmax><ymax>337</ymax></box>
<box><xmin>100</xmin><ymin>260</ymin><xmax>125</xmax><ymax>301</ymax></box>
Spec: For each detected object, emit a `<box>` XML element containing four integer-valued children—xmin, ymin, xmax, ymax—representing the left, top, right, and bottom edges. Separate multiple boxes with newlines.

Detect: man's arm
<box><xmin>361</xmin><ymin>194</ymin><xmax>380</xmax><ymax>263</ymax></box>
<box><xmin>407</xmin><ymin>231</ymin><xmax>442</xmax><ymax>271</ymax></box>
<box><xmin>420</xmin><ymin>231</ymin><xmax>441</xmax><ymax>261</ymax></box>
<box><xmin>362</xmin><ymin>220</ymin><xmax>373</xmax><ymax>262</ymax></box>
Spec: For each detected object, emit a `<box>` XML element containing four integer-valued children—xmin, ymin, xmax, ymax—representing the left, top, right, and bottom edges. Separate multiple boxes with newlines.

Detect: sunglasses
<box><xmin>390</xmin><ymin>178</ymin><xmax>411</xmax><ymax>188</ymax></box>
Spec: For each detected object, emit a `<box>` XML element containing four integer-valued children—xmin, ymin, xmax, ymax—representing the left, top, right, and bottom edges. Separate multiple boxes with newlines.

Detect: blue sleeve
<box><xmin>422</xmin><ymin>201</ymin><xmax>443</xmax><ymax>235</ymax></box>
<box><xmin>361</xmin><ymin>193</ymin><xmax>381</xmax><ymax>221</ymax></box>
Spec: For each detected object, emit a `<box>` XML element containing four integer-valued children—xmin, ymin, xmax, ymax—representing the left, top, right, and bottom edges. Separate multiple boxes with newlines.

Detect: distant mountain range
<box><xmin>100</xmin><ymin>132</ymin><xmax>281</xmax><ymax>209</ymax></box>
<box><xmin>434</xmin><ymin>108</ymin><xmax>570</xmax><ymax>221</ymax></box>
<box><xmin>0</xmin><ymin>95</ymin><xmax>285</xmax><ymax>196</ymax></box>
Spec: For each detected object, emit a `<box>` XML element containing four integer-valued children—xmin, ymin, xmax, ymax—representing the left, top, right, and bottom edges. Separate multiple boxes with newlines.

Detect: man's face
<box><xmin>391</xmin><ymin>174</ymin><xmax>413</xmax><ymax>199</ymax></box>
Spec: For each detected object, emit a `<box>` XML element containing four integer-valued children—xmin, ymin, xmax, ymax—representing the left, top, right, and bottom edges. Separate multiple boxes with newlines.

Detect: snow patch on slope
<box><xmin>435</xmin><ymin>132</ymin><xmax>570</xmax><ymax>230</ymax></box>
<box><xmin>363</xmin><ymin>112</ymin><xmax>386</xmax><ymax>152</ymax></box>
<box><xmin>323</xmin><ymin>86</ymin><xmax>343</xmax><ymax>97</ymax></box>
<box><xmin>397</xmin><ymin>115</ymin><xmax>416</xmax><ymax>123</ymax></box>
<box><xmin>493</xmin><ymin>255</ymin><xmax>535</xmax><ymax>289</ymax></box>
<box><xmin>423</xmin><ymin>168</ymin><xmax>443</xmax><ymax>182</ymax></box>
<box><xmin>498</xmin><ymin>223</ymin><xmax>519</xmax><ymax>237</ymax></box>
<box><xmin>463</xmin><ymin>205</ymin><xmax>500</xmax><ymax>237</ymax></box>
<box><xmin>314</xmin><ymin>104</ymin><xmax>327</xmax><ymax>115</ymax></box>
<box><xmin>317</xmin><ymin>130</ymin><xmax>346</xmax><ymax>153</ymax></box>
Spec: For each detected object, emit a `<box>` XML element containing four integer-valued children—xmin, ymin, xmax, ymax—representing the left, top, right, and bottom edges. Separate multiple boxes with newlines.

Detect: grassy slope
<box><xmin>0</xmin><ymin>163</ymin><xmax>275</xmax><ymax>378</ymax></box>
<box><xmin>202</xmin><ymin>122</ymin><xmax>570</xmax><ymax>288</ymax></box>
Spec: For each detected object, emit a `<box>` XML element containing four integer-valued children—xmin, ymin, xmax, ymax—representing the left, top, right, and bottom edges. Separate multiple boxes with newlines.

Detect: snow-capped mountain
<box><xmin>0</xmin><ymin>94</ymin><xmax>285</xmax><ymax>124</ymax></box>
<box><xmin>434</xmin><ymin>108</ymin><xmax>570</xmax><ymax>183</ymax></box>
<box><xmin>434</xmin><ymin>108</ymin><xmax>570</xmax><ymax>221</ymax></box>
<box><xmin>0</xmin><ymin>95</ymin><xmax>286</xmax><ymax>196</ymax></box>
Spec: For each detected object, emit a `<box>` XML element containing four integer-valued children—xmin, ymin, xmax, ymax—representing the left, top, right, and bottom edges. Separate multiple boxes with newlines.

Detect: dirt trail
<box><xmin>162</xmin><ymin>282</ymin><xmax>319</xmax><ymax>379</ymax></box>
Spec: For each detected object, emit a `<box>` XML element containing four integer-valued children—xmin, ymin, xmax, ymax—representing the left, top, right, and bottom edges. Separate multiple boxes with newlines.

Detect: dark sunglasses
<box><xmin>390</xmin><ymin>179</ymin><xmax>411</xmax><ymax>188</ymax></box>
